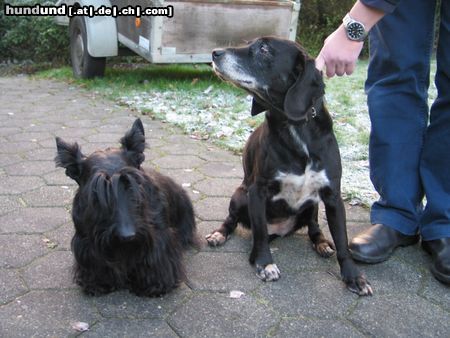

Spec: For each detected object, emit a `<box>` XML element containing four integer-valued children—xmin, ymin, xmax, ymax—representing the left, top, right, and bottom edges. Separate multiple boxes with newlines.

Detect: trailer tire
<box><xmin>70</xmin><ymin>16</ymin><xmax>106</xmax><ymax>79</ymax></box>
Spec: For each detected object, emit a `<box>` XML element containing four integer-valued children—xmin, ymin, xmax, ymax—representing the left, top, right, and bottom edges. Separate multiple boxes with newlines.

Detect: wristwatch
<box><xmin>343</xmin><ymin>13</ymin><xmax>368</xmax><ymax>42</ymax></box>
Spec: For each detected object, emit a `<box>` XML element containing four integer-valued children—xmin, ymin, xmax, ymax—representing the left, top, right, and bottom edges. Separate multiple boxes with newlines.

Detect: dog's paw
<box><xmin>256</xmin><ymin>264</ymin><xmax>281</xmax><ymax>282</ymax></box>
<box><xmin>346</xmin><ymin>275</ymin><xmax>373</xmax><ymax>296</ymax></box>
<box><xmin>205</xmin><ymin>231</ymin><xmax>227</xmax><ymax>247</ymax></box>
<box><xmin>313</xmin><ymin>240</ymin><xmax>335</xmax><ymax>258</ymax></box>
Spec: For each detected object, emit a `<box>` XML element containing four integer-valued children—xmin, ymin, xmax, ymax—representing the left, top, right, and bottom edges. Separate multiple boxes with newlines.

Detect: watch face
<box><xmin>347</xmin><ymin>22</ymin><xmax>365</xmax><ymax>40</ymax></box>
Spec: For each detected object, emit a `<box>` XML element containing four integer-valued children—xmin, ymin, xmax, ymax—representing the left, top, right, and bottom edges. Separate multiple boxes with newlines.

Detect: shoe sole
<box><xmin>350</xmin><ymin>235</ymin><xmax>420</xmax><ymax>264</ymax></box>
<box><xmin>429</xmin><ymin>264</ymin><xmax>450</xmax><ymax>285</ymax></box>
<box><xmin>422</xmin><ymin>242</ymin><xmax>450</xmax><ymax>285</ymax></box>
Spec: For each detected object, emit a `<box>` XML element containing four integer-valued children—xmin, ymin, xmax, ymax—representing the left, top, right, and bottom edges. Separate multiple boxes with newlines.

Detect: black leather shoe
<box><xmin>422</xmin><ymin>238</ymin><xmax>450</xmax><ymax>285</ymax></box>
<box><xmin>349</xmin><ymin>224</ymin><xmax>419</xmax><ymax>263</ymax></box>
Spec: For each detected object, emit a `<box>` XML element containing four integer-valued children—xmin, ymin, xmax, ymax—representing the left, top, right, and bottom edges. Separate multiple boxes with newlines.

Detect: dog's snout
<box><xmin>116</xmin><ymin>223</ymin><xmax>136</xmax><ymax>241</ymax></box>
<box><xmin>212</xmin><ymin>49</ymin><xmax>225</xmax><ymax>61</ymax></box>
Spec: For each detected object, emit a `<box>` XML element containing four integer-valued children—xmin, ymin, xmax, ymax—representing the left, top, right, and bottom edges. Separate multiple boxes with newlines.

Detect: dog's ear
<box><xmin>283</xmin><ymin>59</ymin><xmax>324</xmax><ymax>122</ymax></box>
<box><xmin>120</xmin><ymin>118</ymin><xmax>146</xmax><ymax>167</ymax></box>
<box><xmin>251</xmin><ymin>98</ymin><xmax>267</xmax><ymax>116</ymax></box>
<box><xmin>55</xmin><ymin>137</ymin><xmax>84</xmax><ymax>183</ymax></box>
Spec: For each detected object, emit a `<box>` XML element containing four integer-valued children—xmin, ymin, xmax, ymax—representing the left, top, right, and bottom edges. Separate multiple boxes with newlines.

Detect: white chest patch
<box><xmin>272</xmin><ymin>164</ymin><xmax>329</xmax><ymax>210</ymax></box>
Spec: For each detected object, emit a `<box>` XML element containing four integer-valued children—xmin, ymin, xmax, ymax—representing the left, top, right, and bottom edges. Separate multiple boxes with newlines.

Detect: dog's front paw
<box><xmin>256</xmin><ymin>264</ymin><xmax>281</xmax><ymax>282</ymax></box>
<box><xmin>313</xmin><ymin>240</ymin><xmax>335</xmax><ymax>258</ymax></box>
<box><xmin>205</xmin><ymin>231</ymin><xmax>227</xmax><ymax>247</ymax></box>
<box><xmin>345</xmin><ymin>275</ymin><xmax>373</xmax><ymax>296</ymax></box>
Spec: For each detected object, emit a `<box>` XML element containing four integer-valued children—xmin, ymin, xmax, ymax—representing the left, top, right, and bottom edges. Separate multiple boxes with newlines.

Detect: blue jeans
<box><xmin>366</xmin><ymin>0</ymin><xmax>450</xmax><ymax>240</ymax></box>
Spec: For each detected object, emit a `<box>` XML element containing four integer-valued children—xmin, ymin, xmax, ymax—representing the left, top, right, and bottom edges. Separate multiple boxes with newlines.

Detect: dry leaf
<box><xmin>229</xmin><ymin>290</ymin><xmax>245</xmax><ymax>299</ymax></box>
<box><xmin>71</xmin><ymin>322</ymin><xmax>89</xmax><ymax>332</ymax></box>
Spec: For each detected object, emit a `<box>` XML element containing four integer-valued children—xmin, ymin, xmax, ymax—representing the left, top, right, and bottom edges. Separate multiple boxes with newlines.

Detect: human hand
<box><xmin>315</xmin><ymin>25</ymin><xmax>364</xmax><ymax>77</ymax></box>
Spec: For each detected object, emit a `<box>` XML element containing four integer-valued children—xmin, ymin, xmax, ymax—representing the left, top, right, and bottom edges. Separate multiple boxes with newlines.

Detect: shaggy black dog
<box><xmin>55</xmin><ymin>118</ymin><xmax>198</xmax><ymax>296</ymax></box>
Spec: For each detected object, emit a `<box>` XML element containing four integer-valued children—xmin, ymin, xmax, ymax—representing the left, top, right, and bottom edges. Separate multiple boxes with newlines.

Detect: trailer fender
<box><xmin>72</xmin><ymin>0</ymin><xmax>118</xmax><ymax>57</ymax></box>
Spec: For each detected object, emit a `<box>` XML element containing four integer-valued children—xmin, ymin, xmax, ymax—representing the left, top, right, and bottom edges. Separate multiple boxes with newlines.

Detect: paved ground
<box><xmin>0</xmin><ymin>75</ymin><xmax>449</xmax><ymax>337</ymax></box>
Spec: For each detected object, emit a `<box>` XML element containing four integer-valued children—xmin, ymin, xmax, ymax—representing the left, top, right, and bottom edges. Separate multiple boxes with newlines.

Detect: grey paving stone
<box><xmin>0</xmin><ymin>269</ymin><xmax>28</xmax><ymax>305</ymax></box>
<box><xmin>86</xmin><ymin>319</ymin><xmax>178</xmax><ymax>338</ymax></box>
<box><xmin>45</xmin><ymin>223</ymin><xmax>74</xmax><ymax>251</ymax></box>
<box><xmin>255</xmin><ymin>271</ymin><xmax>358</xmax><ymax>319</ymax></box>
<box><xmin>56</xmin><ymin>119</ymin><xmax>103</xmax><ymax>129</ymax></box>
<box><xmin>0</xmin><ymin>176</ymin><xmax>45</xmax><ymax>195</ymax></box>
<box><xmin>345</xmin><ymin>205</ymin><xmax>371</xmax><ymax>223</ymax></box>
<box><xmin>22</xmin><ymin>251</ymin><xmax>74</xmax><ymax>290</ymax></box>
<box><xmin>144</xmin><ymin>136</ymin><xmax>167</xmax><ymax>148</ymax></box>
<box><xmin>360</xmin><ymin>257</ymin><xmax>423</xmax><ymax>295</ymax></box>
<box><xmin>54</xmin><ymin>127</ymin><xmax>97</xmax><ymax>140</ymax></box>
<box><xmin>394</xmin><ymin>243</ymin><xmax>430</xmax><ymax>268</ymax></box>
<box><xmin>193</xmin><ymin>177</ymin><xmax>242</xmax><ymax>197</ymax></box>
<box><xmin>196</xmin><ymin>147</ymin><xmax>240</xmax><ymax>163</ymax></box>
<box><xmin>38</xmin><ymin>138</ymin><xmax>60</xmax><ymax>148</ymax></box>
<box><xmin>168</xmin><ymin>292</ymin><xmax>279</xmax><ymax>338</ymax></box>
<box><xmin>269</xmin><ymin>234</ymin><xmax>338</xmax><ymax>272</ymax></box>
<box><xmin>198</xmin><ymin>161</ymin><xmax>244</xmax><ymax>178</ymax></box>
<box><xmin>96</xmin><ymin>122</ymin><xmax>140</xmax><ymax>134</ymax></box>
<box><xmin>7</xmin><ymin>131</ymin><xmax>53</xmax><ymax>143</ymax></box>
<box><xmin>274</xmin><ymin>318</ymin><xmax>365</xmax><ymax>338</ymax></box>
<box><xmin>22</xmin><ymin>122</ymin><xmax>62</xmax><ymax>133</ymax></box>
<box><xmin>22</xmin><ymin>147</ymin><xmax>58</xmax><ymax>161</ymax></box>
<box><xmin>153</xmin><ymin>155</ymin><xmax>206</xmax><ymax>169</ymax></box>
<box><xmin>42</xmin><ymin>169</ymin><xmax>76</xmax><ymax>186</ymax></box>
<box><xmin>0</xmin><ymin>153</ymin><xmax>23</xmax><ymax>167</ymax></box>
<box><xmin>0</xmin><ymin>195</ymin><xmax>22</xmax><ymax>216</ymax></box>
<box><xmin>186</xmin><ymin>252</ymin><xmax>259</xmax><ymax>292</ymax></box>
<box><xmin>0</xmin><ymin>207</ymin><xmax>70</xmax><ymax>233</ymax></box>
<box><xmin>0</xmin><ymin>234</ymin><xmax>49</xmax><ymax>268</ymax></box>
<box><xmin>194</xmin><ymin>197</ymin><xmax>230</xmax><ymax>221</ymax></box>
<box><xmin>141</xmin><ymin>147</ymin><xmax>166</xmax><ymax>163</ymax></box>
<box><xmin>0</xmin><ymin>141</ymin><xmax>39</xmax><ymax>154</ymax></box>
<box><xmin>4</xmin><ymin>160</ymin><xmax>55</xmax><ymax>177</ymax></box>
<box><xmin>21</xmin><ymin>185</ymin><xmax>75</xmax><ymax>207</ymax></box>
<box><xmin>0</xmin><ymin>290</ymin><xmax>100</xmax><ymax>337</ymax></box>
<box><xmin>162</xmin><ymin>168</ymin><xmax>206</xmax><ymax>186</ymax></box>
<box><xmin>348</xmin><ymin>294</ymin><xmax>450</xmax><ymax>337</ymax></box>
<box><xmin>83</xmin><ymin>132</ymin><xmax>125</xmax><ymax>143</ymax></box>
<box><xmin>93</xmin><ymin>284</ymin><xmax>192</xmax><ymax>319</ymax></box>
<box><xmin>421</xmin><ymin>274</ymin><xmax>450</xmax><ymax>311</ymax></box>
<box><xmin>0</xmin><ymin>127</ymin><xmax>23</xmax><ymax>137</ymax></box>
<box><xmin>158</xmin><ymin>139</ymin><xmax>207</xmax><ymax>155</ymax></box>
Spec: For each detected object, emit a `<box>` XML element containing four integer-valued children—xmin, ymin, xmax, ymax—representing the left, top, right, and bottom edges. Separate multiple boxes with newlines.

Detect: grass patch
<box><xmin>37</xmin><ymin>63</ymin><xmax>243</xmax><ymax>97</ymax></box>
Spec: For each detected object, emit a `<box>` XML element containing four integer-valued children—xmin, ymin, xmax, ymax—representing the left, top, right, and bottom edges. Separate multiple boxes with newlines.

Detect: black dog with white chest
<box><xmin>207</xmin><ymin>37</ymin><xmax>372</xmax><ymax>295</ymax></box>
<box><xmin>55</xmin><ymin>119</ymin><xmax>198</xmax><ymax>296</ymax></box>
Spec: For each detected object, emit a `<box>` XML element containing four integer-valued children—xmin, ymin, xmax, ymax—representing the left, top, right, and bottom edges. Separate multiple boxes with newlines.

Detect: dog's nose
<box><xmin>212</xmin><ymin>49</ymin><xmax>225</xmax><ymax>61</ymax></box>
<box><xmin>116</xmin><ymin>223</ymin><xmax>136</xmax><ymax>241</ymax></box>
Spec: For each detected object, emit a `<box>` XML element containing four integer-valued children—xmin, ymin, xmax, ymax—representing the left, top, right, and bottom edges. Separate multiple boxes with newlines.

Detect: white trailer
<box><xmin>55</xmin><ymin>0</ymin><xmax>301</xmax><ymax>78</ymax></box>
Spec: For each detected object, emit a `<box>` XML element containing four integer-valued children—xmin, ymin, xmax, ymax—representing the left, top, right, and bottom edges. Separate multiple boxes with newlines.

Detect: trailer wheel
<box><xmin>70</xmin><ymin>16</ymin><xmax>106</xmax><ymax>79</ymax></box>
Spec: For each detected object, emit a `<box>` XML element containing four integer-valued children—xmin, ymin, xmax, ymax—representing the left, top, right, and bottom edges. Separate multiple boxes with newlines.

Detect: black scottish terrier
<box><xmin>55</xmin><ymin>118</ymin><xmax>198</xmax><ymax>296</ymax></box>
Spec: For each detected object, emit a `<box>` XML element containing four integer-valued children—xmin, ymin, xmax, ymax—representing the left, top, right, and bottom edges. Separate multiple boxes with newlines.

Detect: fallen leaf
<box><xmin>229</xmin><ymin>290</ymin><xmax>245</xmax><ymax>299</ymax></box>
<box><xmin>71</xmin><ymin>322</ymin><xmax>89</xmax><ymax>332</ymax></box>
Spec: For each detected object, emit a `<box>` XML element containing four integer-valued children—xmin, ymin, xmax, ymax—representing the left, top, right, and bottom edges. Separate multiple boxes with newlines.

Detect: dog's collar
<box><xmin>289</xmin><ymin>96</ymin><xmax>324</xmax><ymax>125</ymax></box>
<box><xmin>265</xmin><ymin>95</ymin><xmax>324</xmax><ymax>124</ymax></box>
<box><xmin>304</xmin><ymin>96</ymin><xmax>323</xmax><ymax>122</ymax></box>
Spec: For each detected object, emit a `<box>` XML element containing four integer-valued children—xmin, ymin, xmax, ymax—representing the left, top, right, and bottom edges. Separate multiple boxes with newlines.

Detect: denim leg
<box><xmin>420</xmin><ymin>0</ymin><xmax>450</xmax><ymax>240</ymax></box>
<box><xmin>366</xmin><ymin>0</ymin><xmax>437</xmax><ymax>235</ymax></box>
